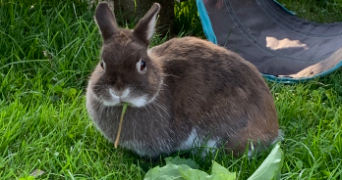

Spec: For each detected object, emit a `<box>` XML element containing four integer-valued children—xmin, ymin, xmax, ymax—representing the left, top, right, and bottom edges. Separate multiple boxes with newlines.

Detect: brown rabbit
<box><xmin>86</xmin><ymin>2</ymin><xmax>279</xmax><ymax>158</ymax></box>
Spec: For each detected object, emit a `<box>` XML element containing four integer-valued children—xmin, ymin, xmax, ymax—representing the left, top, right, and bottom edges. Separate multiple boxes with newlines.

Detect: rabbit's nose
<box><xmin>110</xmin><ymin>88</ymin><xmax>122</xmax><ymax>97</ymax></box>
<box><xmin>114</xmin><ymin>80</ymin><xmax>125</xmax><ymax>91</ymax></box>
<box><xmin>109</xmin><ymin>88</ymin><xmax>130</xmax><ymax>99</ymax></box>
<box><xmin>109</xmin><ymin>88</ymin><xmax>120</xmax><ymax>98</ymax></box>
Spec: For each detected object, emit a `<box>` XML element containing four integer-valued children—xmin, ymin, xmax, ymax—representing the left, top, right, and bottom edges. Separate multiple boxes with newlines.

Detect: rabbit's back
<box><xmin>149</xmin><ymin>37</ymin><xmax>279</xmax><ymax>153</ymax></box>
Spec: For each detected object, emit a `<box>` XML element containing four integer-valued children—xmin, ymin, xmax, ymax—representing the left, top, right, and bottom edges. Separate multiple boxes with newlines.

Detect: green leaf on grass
<box><xmin>18</xmin><ymin>176</ymin><xmax>35</xmax><ymax>180</ymax></box>
<box><xmin>145</xmin><ymin>157</ymin><xmax>236</xmax><ymax>180</ymax></box>
<box><xmin>144</xmin><ymin>158</ymin><xmax>192</xmax><ymax>180</ymax></box>
<box><xmin>179</xmin><ymin>167</ymin><xmax>209</xmax><ymax>180</ymax></box>
<box><xmin>209</xmin><ymin>161</ymin><xmax>236</xmax><ymax>180</ymax></box>
<box><xmin>296</xmin><ymin>159</ymin><xmax>303</xmax><ymax>169</ymax></box>
<box><xmin>167</xmin><ymin>156</ymin><xmax>199</xmax><ymax>169</ymax></box>
<box><xmin>143</xmin><ymin>164</ymin><xmax>183</xmax><ymax>180</ymax></box>
<box><xmin>63</xmin><ymin>88</ymin><xmax>77</xmax><ymax>97</ymax></box>
<box><xmin>247</xmin><ymin>143</ymin><xmax>283</xmax><ymax>180</ymax></box>
<box><xmin>179</xmin><ymin>161</ymin><xmax>236</xmax><ymax>180</ymax></box>
<box><xmin>144</xmin><ymin>144</ymin><xmax>283</xmax><ymax>180</ymax></box>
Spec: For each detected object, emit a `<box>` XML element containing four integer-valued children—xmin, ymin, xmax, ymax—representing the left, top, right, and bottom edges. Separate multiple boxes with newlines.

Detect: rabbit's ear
<box><xmin>133</xmin><ymin>3</ymin><xmax>160</xmax><ymax>45</ymax></box>
<box><xmin>95</xmin><ymin>2</ymin><xmax>118</xmax><ymax>40</ymax></box>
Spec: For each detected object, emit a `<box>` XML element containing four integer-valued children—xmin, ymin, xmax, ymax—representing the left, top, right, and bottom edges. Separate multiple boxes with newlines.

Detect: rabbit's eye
<box><xmin>100</xmin><ymin>59</ymin><xmax>106</xmax><ymax>70</ymax></box>
<box><xmin>136</xmin><ymin>59</ymin><xmax>147</xmax><ymax>74</ymax></box>
<box><xmin>140</xmin><ymin>60</ymin><xmax>146</xmax><ymax>71</ymax></box>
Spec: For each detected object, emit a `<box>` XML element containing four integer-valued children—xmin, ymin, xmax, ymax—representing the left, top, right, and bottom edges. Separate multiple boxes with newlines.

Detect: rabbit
<box><xmin>86</xmin><ymin>2</ymin><xmax>279</xmax><ymax>158</ymax></box>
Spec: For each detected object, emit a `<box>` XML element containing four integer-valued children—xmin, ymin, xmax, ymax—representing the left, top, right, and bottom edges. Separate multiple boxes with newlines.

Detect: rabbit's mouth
<box><xmin>98</xmin><ymin>78</ymin><xmax>163</xmax><ymax>108</ymax></box>
<box><xmin>101</xmin><ymin>95</ymin><xmax>149</xmax><ymax>108</ymax></box>
<box><xmin>99</xmin><ymin>88</ymin><xmax>149</xmax><ymax>108</ymax></box>
<box><xmin>106</xmin><ymin>88</ymin><xmax>147</xmax><ymax>107</ymax></box>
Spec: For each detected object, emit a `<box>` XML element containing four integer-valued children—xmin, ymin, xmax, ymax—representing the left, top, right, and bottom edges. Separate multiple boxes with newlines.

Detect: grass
<box><xmin>277</xmin><ymin>0</ymin><xmax>342</xmax><ymax>23</ymax></box>
<box><xmin>0</xmin><ymin>0</ymin><xmax>342</xmax><ymax>179</ymax></box>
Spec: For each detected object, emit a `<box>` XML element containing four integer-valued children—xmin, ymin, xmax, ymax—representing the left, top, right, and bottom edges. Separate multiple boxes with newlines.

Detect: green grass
<box><xmin>1</xmin><ymin>0</ymin><xmax>342</xmax><ymax>179</ymax></box>
<box><xmin>174</xmin><ymin>0</ymin><xmax>205</xmax><ymax>37</ymax></box>
<box><xmin>277</xmin><ymin>0</ymin><xmax>342</xmax><ymax>23</ymax></box>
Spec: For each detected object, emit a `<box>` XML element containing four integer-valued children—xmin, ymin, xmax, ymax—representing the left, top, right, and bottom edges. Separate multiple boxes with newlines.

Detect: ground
<box><xmin>0</xmin><ymin>0</ymin><xmax>341</xmax><ymax>179</ymax></box>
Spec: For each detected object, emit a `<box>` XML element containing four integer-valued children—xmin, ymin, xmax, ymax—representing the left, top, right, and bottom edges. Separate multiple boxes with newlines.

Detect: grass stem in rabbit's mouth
<box><xmin>114</xmin><ymin>102</ymin><xmax>128</xmax><ymax>148</ymax></box>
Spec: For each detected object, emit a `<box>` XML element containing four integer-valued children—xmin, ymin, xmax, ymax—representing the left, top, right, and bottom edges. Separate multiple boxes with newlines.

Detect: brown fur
<box><xmin>86</xmin><ymin>2</ymin><xmax>279</xmax><ymax>158</ymax></box>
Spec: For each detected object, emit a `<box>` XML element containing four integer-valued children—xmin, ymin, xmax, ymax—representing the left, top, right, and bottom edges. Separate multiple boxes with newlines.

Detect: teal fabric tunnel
<box><xmin>197</xmin><ymin>0</ymin><xmax>342</xmax><ymax>83</ymax></box>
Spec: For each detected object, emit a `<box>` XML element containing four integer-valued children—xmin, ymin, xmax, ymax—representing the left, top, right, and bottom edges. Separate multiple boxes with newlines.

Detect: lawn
<box><xmin>1</xmin><ymin>0</ymin><xmax>342</xmax><ymax>179</ymax></box>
